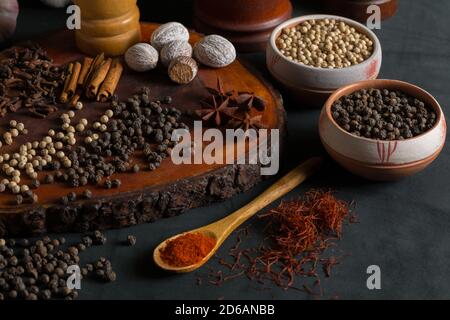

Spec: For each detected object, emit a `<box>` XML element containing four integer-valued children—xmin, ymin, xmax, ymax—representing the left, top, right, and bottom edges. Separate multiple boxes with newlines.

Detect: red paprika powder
<box><xmin>160</xmin><ymin>232</ymin><xmax>216</xmax><ymax>267</ymax></box>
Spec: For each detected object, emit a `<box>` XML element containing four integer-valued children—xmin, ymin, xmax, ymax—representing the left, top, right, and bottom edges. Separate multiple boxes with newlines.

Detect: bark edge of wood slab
<box><xmin>0</xmin><ymin>23</ymin><xmax>286</xmax><ymax>237</ymax></box>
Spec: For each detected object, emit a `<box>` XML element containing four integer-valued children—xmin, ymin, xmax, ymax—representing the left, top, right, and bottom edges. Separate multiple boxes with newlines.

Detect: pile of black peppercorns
<box><xmin>331</xmin><ymin>88</ymin><xmax>437</xmax><ymax>140</ymax></box>
<box><xmin>0</xmin><ymin>230</ymin><xmax>120</xmax><ymax>300</ymax></box>
<box><xmin>50</xmin><ymin>88</ymin><xmax>187</xmax><ymax>203</ymax></box>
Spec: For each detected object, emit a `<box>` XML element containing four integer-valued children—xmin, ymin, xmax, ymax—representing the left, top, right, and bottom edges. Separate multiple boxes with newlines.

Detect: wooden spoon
<box><xmin>153</xmin><ymin>157</ymin><xmax>323</xmax><ymax>273</ymax></box>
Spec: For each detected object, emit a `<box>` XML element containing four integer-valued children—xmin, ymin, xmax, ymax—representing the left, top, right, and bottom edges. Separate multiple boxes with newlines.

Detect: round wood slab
<box><xmin>0</xmin><ymin>23</ymin><xmax>286</xmax><ymax>237</ymax></box>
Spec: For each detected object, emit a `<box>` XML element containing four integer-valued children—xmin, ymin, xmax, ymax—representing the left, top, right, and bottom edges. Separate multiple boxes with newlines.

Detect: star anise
<box><xmin>205</xmin><ymin>77</ymin><xmax>234</xmax><ymax>101</ymax></box>
<box><xmin>233</xmin><ymin>92</ymin><xmax>266</xmax><ymax>112</ymax></box>
<box><xmin>195</xmin><ymin>95</ymin><xmax>232</xmax><ymax>126</ymax></box>
<box><xmin>227</xmin><ymin>111</ymin><xmax>265</xmax><ymax>131</ymax></box>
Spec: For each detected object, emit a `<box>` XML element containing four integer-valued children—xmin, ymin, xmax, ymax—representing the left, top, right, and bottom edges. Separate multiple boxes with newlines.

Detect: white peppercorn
<box><xmin>3</xmin><ymin>132</ymin><xmax>12</xmax><ymax>145</ymax></box>
<box><xmin>100</xmin><ymin>115</ymin><xmax>109</xmax><ymax>124</ymax></box>
<box><xmin>12</xmin><ymin>185</ymin><xmax>20</xmax><ymax>194</ymax></box>
<box><xmin>16</xmin><ymin>123</ymin><xmax>25</xmax><ymax>132</ymax></box>
<box><xmin>105</xmin><ymin>110</ymin><xmax>114</xmax><ymax>118</ymax></box>
<box><xmin>76</xmin><ymin>124</ymin><xmax>85</xmax><ymax>132</ymax></box>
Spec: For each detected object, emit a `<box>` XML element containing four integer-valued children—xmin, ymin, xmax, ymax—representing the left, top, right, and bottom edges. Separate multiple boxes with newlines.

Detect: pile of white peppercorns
<box><xmin>0</xmin><ymin>105</ymin><xmax>90</xmax><ymax>204</ymax></box>
<box><xmin>276</xmin><ymin>19</ymin><xmax>374</xmax><ymax>69</ymax></box>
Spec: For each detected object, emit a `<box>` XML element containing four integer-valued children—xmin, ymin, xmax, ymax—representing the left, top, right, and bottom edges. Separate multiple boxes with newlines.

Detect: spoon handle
<box><xmin>207</xmin><ymin>157</ymin><xmax>323</xmax><ymax>240</ymax></box>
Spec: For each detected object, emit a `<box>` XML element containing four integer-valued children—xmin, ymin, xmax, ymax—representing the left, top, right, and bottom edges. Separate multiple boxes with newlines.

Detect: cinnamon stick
<box><xmin>69</xmin><ymin>93</ymin><xmax>81</xmax><ymax>108</ymax></box>
<box><xmin>77</xmin><ymin>56</ymin><xmax>93</xmax><ymax>86</ymax></box>
<box><xmin>98</xmin><ymin>58</ymin><xmax>123</xmax><ymax>102</ymax></box>
<box><xmin>59</xmin><ymin>63</ymin><xmax>73</xmax><ymax>103</ymax></box>
<box><xmin>83</xmin><ymin>52</ymin><xmax>105</xmax><ymax>89</ymax></box>
<box><xmin>66</xmin><ymin>61</ymin><xmax>81</xmax><ymax>100</ymax></box>
<box><xmin>86</xmin><ymin>58</ymin><xmax>112</xmax><ymax>99</ymax></box>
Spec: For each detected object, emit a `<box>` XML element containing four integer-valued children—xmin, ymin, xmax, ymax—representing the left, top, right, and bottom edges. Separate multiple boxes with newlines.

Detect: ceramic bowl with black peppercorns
<box><xmin>319</xmin><ymin>79</ymin><xmax>446</xmax><ymax>181</ymax></box>
<box><xmin>267</xmin><ymin>14</ymin><xmax>382</xmax><ymax>107</ymax></box>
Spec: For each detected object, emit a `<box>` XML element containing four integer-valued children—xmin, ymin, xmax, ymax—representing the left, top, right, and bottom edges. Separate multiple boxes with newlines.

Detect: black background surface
<box><xmin>5</xmin><ymin>0</ymin><xmax>450</xmax><ymax>299</ymax></box>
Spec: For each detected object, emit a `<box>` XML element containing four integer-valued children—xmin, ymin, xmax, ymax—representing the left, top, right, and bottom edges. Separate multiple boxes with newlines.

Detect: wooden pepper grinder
<box><xmin>322</xmin><ymin>0</ymin><xmax>398</xmax><ymax>22</ymax></box>
<box><xmin>74</xmin><ymin>0</ymin><xmax>141</xmax><ymax>56</ymax></box>
<box><xmin>193</xmin><ymin>0</ymin><xmax>293</xmax><ymax>53</ymax></box>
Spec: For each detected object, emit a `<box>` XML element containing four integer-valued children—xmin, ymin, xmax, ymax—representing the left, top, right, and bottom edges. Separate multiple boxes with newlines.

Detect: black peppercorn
<box><xmin>162</xmin><ymin>96</ymin><xmax>172</xmax><ymax>104</ymax></box>
<box><xmin>44</xmin><ymin>174</ymin><xmax>54</xmax><ymax>184</ymax></box>
<box><xmin>67</xmin><ymin>192</ymin><xmax>77</xmax><ymax>202</ymax></box>
<box><xmin>60</xmin><ymin>196</ymin><xmax>69</xmax><ymax>205</ymax></box>
<box><xmin>104</xmin><ymin>179</ymin><xmax>112</xmax><ymax>189</ymax></box>
<box><xmin>111</xmin><ymin>179</ymin><xmax>121</xmax><ymax>188</ymax></box>
<box><xmin>82</xmin><ymin>236</ymin><xmax>93</xmax><ymax>247</ymax></box>
<box><xmin>30</xmin><ymin>179</ymin><xmax>40</xmax><ymax>189</ymax></box>
<box><xmin>16</xmin><ymin>195</ymin><xmax>23</xmax><ymax>205</ymax></box>
<box><xmin>82</xmin><ymin>189</ymin><xmax>92</xmax><ymax>199</ymax></box>
<box><xmin>126</xmin><ymin>235</ymin><xmax>137</xmax><ymax>246</ymax></box>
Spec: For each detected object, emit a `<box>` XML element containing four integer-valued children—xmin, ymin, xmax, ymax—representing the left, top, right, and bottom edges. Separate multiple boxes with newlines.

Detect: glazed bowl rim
<box><xmin>269</xmin><ymin>14</ymin><xmax>381</xmax><ymax>72</ymax></box>
<box><xmin>321</xmin><ymin>137</ymin><xmax>445</xmax><ymax>169</ymax></box>
<box><xmin>322</xmin><ymin>79</ymin><xmax>444</xmax><ymax>143</ymax></box>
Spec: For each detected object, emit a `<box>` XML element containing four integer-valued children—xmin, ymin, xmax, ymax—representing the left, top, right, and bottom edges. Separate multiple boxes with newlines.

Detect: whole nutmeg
<box><xmin>161</xmin><ymin>40</ymin><xmax>193</xmax><ymax>67</ymax></box>
<box><xmin>150</xmin><ymin>22</ymin><xmax>190</xmax><ymax>51</ymax></box>
<box><xmin>125</xmin><ymin>43</ymin><xmax>159</xmax><ymax>72</ymax></box>
<box><xmin>193</xmin><ymin>35</ymin><xmax>236</xmax><ymax>68</ymax></box>
<box><xmin>168</xmin><ymin>56</ymin><xmax>198</xmax><ymax>85</ymax></box>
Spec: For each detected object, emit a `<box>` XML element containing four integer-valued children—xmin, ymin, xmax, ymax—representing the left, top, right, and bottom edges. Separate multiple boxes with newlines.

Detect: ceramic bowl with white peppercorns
<box><xmin>267</xmin><ymin>15</ymin><xmax>382</xmax><ymax>107</ymax></box>
<box><xmin>319</xmin><ymin>79</ymin><xmax>446</xmax><ymax>181</ymax></box>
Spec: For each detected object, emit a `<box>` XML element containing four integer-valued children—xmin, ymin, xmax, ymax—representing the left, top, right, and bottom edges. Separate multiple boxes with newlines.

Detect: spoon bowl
<box><xmin>153</xmin><ymin>230</ymin><xmax>219</xmax><ymax>273</ymax></box>
<box><xmin>153</xmin><ymin>157</ymin><xmax>323</xmax><ymax>273</ymax></box>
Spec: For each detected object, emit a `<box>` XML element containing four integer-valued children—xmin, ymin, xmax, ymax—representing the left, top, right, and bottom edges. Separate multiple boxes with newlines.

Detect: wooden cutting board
<box><xmin>0</xmin><ymin>23</ymin><xmax>286</xmax><ymax>237</ymax></box>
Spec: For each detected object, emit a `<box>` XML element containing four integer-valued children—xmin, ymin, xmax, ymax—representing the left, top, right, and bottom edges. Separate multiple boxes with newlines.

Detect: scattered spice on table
<box><xmin>199</xmin><ymin>190</ymin><xmax>356</xmax><ymax>297</ymax></box>
<box><xmin>0</xmin><ymin>231</ymin><xmax>117</xmax><ymax>300</ymax></box>
<box><xmin>0</xmin><ymin>87</ymin><xmax>187</xmax><ymax>204</ymax></box>
<box><xmin>332</xmin><ymin>88</ymin><xmax>437</xmax><ymax>140</ymax></box>
<box><xmin>160</xmin><ymin>232</ymin><xmax>216</xmax><ymax>268</ymax></box>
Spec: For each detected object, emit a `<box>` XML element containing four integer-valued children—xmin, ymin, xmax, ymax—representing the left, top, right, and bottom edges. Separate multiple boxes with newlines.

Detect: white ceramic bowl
<box><xmin>267</xmin><ymin>14</ymin><xmax>382</xmax><ymax>106</ymax></box>
<box><xmin>319</xmin><ymin>79</ymin><xmax>447</xmax><ymax>180</ymax></box>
